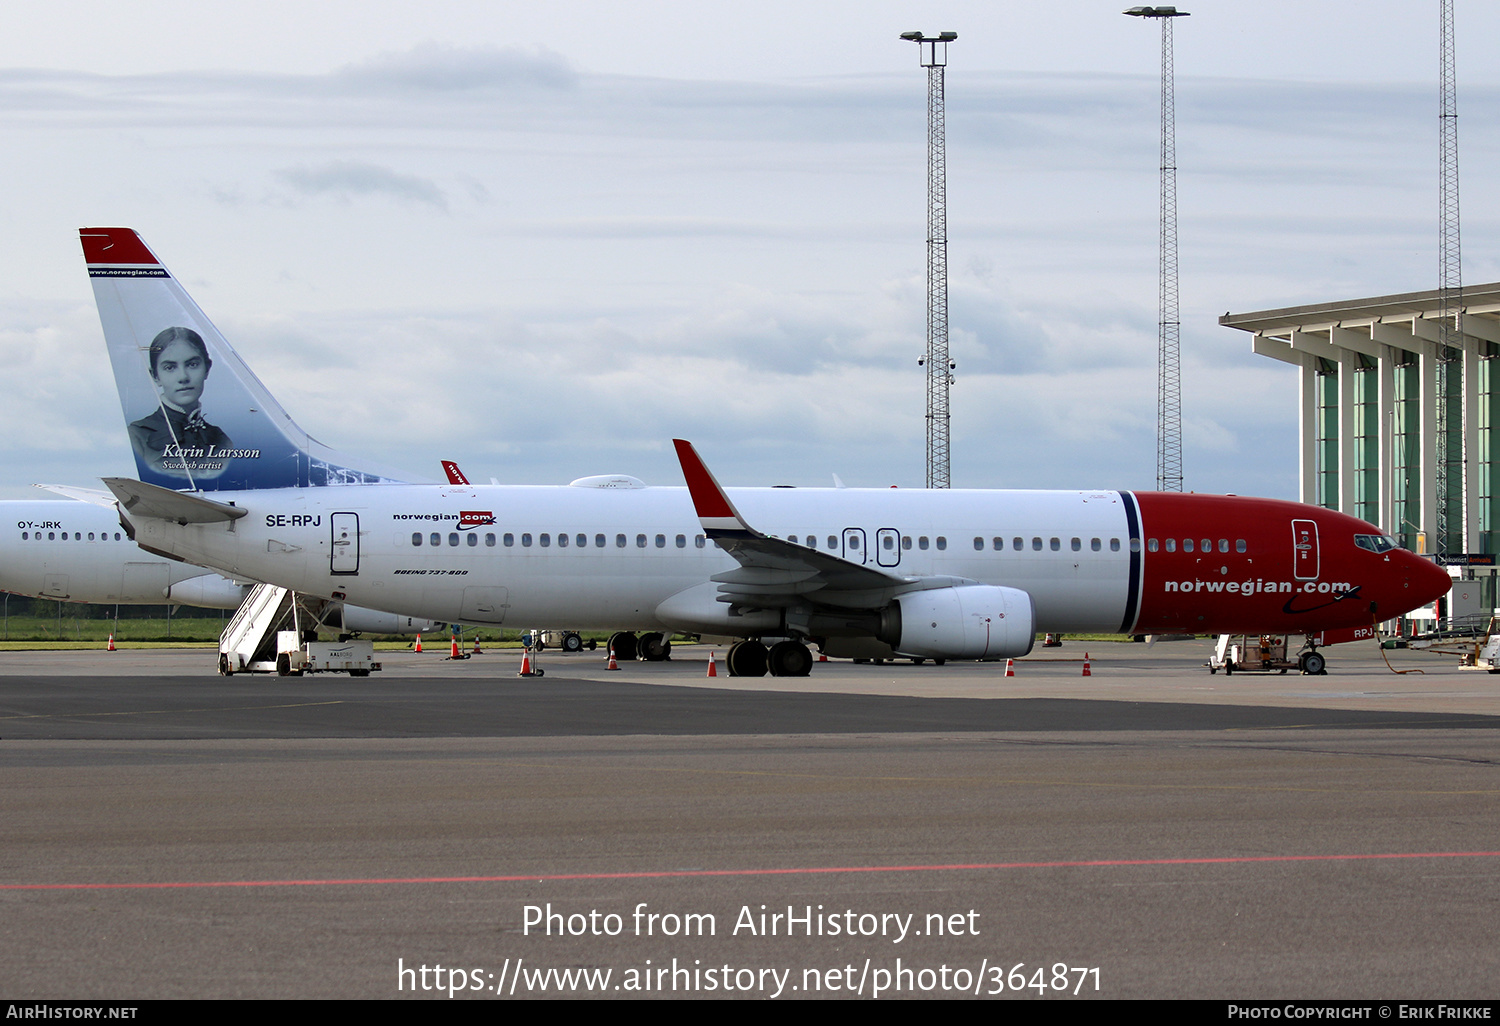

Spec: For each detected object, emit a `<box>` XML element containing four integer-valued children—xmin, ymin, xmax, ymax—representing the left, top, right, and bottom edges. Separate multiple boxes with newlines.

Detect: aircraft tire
<box><xmin>1301</xmin><ymin>651</ymin><xmax>1326</xmax><ymax>675</ymax></box>
<box><xmin>608</xmin><ymin>631</ymin><xmax>638</xmax><ymax>662</ymax></box>
<box><xmin>727</xmin><ymin>640</ymin><xmax>768</xmax><ymax>677</ymax></box>
<box><xmin>639</xmin><ymin>632</ymin><xmax>670</xmax><ymax>661</ymax></box>
<box><xmin>768</xmin><ymin>640</ymin><xmax>812</xmax><ymax>677</ymax></box>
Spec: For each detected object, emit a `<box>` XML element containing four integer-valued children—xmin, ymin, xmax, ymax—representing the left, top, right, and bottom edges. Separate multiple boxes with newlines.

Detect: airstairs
<box><xmin>218</xmin><ymin>583</ymin><xmax>377</xmax><ymax>676</ymax></box>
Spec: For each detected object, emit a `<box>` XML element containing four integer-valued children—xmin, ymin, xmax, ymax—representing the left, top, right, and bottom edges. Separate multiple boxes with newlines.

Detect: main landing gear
<box><xmin>605</xmin><ymin>631</ymin><xmax>672</xmax><ymax>662</ymax></box>
<box><xmin>726</xmin><ymin>639</ymin><xmax>813</xmax><ymax>677</ymax></box>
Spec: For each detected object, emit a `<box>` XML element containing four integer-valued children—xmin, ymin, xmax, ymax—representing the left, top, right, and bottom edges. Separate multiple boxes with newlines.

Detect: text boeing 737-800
<box><xmin>79</xmin><ymin>227</ymin><xmax>1450</xmax><ymax>676</ymax></box>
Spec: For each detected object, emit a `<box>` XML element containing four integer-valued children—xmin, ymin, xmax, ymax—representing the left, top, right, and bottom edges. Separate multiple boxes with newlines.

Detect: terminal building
<box><xmin>1222</xmin><ymin>284</ymin><xmax>1500</xmax><ymax>617</ymax></box>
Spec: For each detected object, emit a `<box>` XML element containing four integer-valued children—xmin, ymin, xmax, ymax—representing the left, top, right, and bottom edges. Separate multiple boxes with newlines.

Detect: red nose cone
<box><xmin>1409</xmin><ymin>554</ymin><xmax>1453</xmax><ymax>612</ymax></box>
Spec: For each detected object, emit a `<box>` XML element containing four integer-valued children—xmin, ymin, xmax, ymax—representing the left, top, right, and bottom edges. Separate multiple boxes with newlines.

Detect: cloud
<box><xmin>335</xmin><ymin>42</ymin><xmax>578</xmax><ymax>93</ymax></box>
<box><xmin>273</xmin><ymin>160</ymin><xmax>448</xmax><ymax>209</ymax></box>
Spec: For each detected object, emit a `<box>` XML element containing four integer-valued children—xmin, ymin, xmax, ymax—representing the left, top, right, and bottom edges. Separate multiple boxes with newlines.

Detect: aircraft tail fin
<box><xmin>81</xmin><ymin>227</ymin><xmax>416</xmax><ymax>492</ymax></box>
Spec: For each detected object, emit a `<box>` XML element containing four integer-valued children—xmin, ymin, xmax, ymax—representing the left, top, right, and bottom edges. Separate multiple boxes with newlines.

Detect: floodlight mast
<box><xmin>902</xmin><ymin>31</ymin><xmax>957</xmax><ymax>489</ymax></box>
<box><xmin>1124</xmin><ymin>6</ymin><xmax>1188</xmax><ymax>493</ymax></box>
<box><xmin>1436</xmin><ymin>0</ymin><xmax>1463</xmax><ymax>559</ymax></box>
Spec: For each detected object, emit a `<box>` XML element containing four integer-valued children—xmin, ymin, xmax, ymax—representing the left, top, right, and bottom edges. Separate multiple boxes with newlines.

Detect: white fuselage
<box><xmin>127</xmin><ymin>482</ymin><xmax>1139</xmax><ymax>633</ymax></box>
<box><xmin>3</xmin><ymin>500</ymin><xmax>246</xmax><ymax>606</ymax></box>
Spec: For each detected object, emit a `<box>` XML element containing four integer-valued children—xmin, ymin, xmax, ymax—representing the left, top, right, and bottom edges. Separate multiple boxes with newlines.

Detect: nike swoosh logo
<box><xmin>1281</xmin><ymin>584</ymin><xmax>1363</xmax><ymax>616</ymax></box>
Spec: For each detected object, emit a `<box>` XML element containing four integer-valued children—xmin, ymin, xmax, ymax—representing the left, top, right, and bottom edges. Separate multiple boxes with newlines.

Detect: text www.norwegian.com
<box><xmin>398</xmin><ymin>958</ymin><xmax>1100</xmax><ymax>998</ymax></box>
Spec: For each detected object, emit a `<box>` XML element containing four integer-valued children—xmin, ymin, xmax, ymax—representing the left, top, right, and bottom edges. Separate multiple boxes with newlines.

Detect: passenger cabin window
<box><xmin>522</xmin><ymin>533</ymin><xmax>533</xmax><ymax>547</ymax></box>
<box><xmin>558</xmin><ymin>533</ymin><xmax>569</xmax><ymax>547</ymax></box>
<box><xmin>504</xmin><ymin>533</ymin><xmax>515</xmax><ymax>546</ymax></box>
<box><xmin>696</xmin><ymin>535</ymin><xmax>706</xmax><ymax>548</ymax></box>
<box><xmin>656</xmin><ymin>534</ymin><xmax>666</xmax><ymax>548</ymax></box>
<box><xmin>636</xmin><ymin>534</ymin><xmax>647</xmax><ymax>548</ymax></box>
<box><xmin>1183</xmin><ymin>539</ymin><xmax>1194</xmax><ymax>553</ymax></box>
<box><xmin>1032</xmin><ymin>537</ymin><xmax>1042</xmax><ymax>551</ymax></box>
<box><xmin>1236</xmin><ymin>539</ymin><xmax>1247</xmax><ymax>553</ymax></box>
<box><xmin>616</xmin><ymin>534</ymin><xmax>627</xmax><ymax>548</ymax></box>
<box><xmin>1110</xmin><ymin>538</ymin><xmax>1120</xmax><ymax>552</ymax></box>
<box><xmin>1013</xmin><ymin>537</ymin><xmax>1023</xmax><ymax>551</ymax></box>
<box><xmin>827</xmin><ymin>535</ymin><xmax>837</xmax><ymax>549</ymax></box>
<box><xmin>430</xmin><ymin>533</ymin><xmax>440</xmax><ymax>547</ymax></box>
<box><xmin>467</xmin><ymin>532</ymin><xmax>478</xmax><ymax>547</ymax></box>
<box><xmin>992</xmin><ymin>537</ymin><xmax>1003</xmax><ymax>550</ymax></box>
<box><xmin>936</xmin><ymin>537</ymin><xmax>947</xmax><ymax>550</ymax></box>
<box><xmin>486</xmin><ymin>534</ymin><xmax>496</xmax><ymax>546</ymax></box>
<box><xmin>918</xmin><ymin>537</ymin><xmax>929</xmax><ymax>550</ymax></box>
<box><xmin>539</xmin><ymin>534</ymin><xmax>550</xmax><ymax>547</ymax></box>
<box><xmin>1165</xmin><ymin>539</ymin><xmax>1176</xmax><ymax>552</ymax></box>
<box><xmin>902</xmin><ymin>536</ymin><xmax>913</xmax><ymax>550</ymax></box>
<box><xmin>1091</xmin><ymin>538</ymin><xmax>1101</xmax><ymax>551</ymax></box>
<box><xmin>576</xmin><ymin>534</ymin><xmax>586</xmax><ymax>548</ymax></box>
<box><xmin>413</xmin><ymin>533</ymin><xmax>423</xmax><ymax>546</ymax></box>
<box><xmin>1050</xmin><ymin>538</ymin><xmax>1060</xmax><ymax>552</ymax></box>
<box><xmin>974</xmin><ymin>537</ymin><xmax>984</xmax><ymax>551</ymax></box>
<box><xmin>1071</xmin><ymin>538</ymin><xmax>1082</xmax><ymax>552</ymax></box>
<box><xmin>676</xmin><ymin>534</ymin><xmax>686</xmax><ymax>548</ymax></box>
<box><xmin>596</xmin><ymin>534</ymin><xmax>606</xmax><ymax>548</ymax></box>
<box><xmin>1218</xmin><ymin>539</ymin><xmax>1229</xmax><ymax>553</ymax></box>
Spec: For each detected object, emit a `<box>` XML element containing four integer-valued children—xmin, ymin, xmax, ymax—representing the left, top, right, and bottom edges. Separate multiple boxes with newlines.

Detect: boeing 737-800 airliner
<box><xmin>78</xmin><ymin>227</ymin><xmax>1450</xmax><ymax>676</ymax></box>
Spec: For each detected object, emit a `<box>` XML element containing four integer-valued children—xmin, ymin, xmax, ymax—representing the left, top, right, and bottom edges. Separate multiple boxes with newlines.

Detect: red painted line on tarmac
<box><xmin>5</xmin><ymin>850</ymin><xmax>1500</xmax><ymax>892</ymax></box>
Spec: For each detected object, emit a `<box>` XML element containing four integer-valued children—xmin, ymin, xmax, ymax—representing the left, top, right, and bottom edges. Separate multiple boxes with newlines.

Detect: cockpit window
<box><xmin>1353</xmin><ymin>534</ymin><xmax>1398</xmax><ymax>553</ymax></box>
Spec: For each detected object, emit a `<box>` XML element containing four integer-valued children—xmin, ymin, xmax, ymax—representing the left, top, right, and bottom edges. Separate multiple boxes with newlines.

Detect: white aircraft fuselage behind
<box><xmin>3</xmin><ymin>499</ymin><xmax>245</xmax><ymax>607</ymax></box>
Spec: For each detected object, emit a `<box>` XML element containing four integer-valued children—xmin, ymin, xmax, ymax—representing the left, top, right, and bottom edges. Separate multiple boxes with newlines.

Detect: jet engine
<box><xmin>165</xmin><ymin>574</ymin><xmax>249</xmax><ymax>609</ymax></box>
<box><xmin>334</xmin><ymin>607</ymin><xmax>440</xmax><ymax>636</ymax></box>
<box><xmin>880</xmin><ymin>585</ymin><xmax>1035</xmax><ymax>660</ymax></box>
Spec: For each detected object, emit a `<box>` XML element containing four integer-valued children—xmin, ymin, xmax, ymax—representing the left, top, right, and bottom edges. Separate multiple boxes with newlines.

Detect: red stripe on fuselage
<box><xmin>1131</xmin><ymin>493</ymin><xmax>1447</xmax><ymax>635</ymax></box>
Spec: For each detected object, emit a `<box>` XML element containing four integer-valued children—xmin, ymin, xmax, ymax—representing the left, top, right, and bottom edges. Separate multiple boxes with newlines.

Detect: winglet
<box><xmin>441</xmin><ymin>460</ymin><xmax>471</xmax><ymax>486</ymax></box>
<box><xmin>672</xmin><ymin>439</ymin><xmax>753</xmax><ymax>535</ymax></box>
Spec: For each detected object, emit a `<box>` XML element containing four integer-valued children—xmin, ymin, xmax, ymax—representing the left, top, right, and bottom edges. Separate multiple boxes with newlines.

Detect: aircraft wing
<box><xmin>34</xmin><ymin>484</ymin><xmax>120</xmax><ymax>507</ymax></box>
<box><xmin>673</xmin><ymin>439</ymin><xmax>972</xmax><ymax>610</ymax></box>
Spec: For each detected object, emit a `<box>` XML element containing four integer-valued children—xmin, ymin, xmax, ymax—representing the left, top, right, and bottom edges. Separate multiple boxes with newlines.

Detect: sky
<box><xmin>2</xmin><ymin>1</ymin><xmax>1498</xmax><ymax>501</ymax></box>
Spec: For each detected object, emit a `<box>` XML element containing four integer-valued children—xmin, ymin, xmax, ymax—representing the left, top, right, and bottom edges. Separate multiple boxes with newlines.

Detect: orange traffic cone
<box><xmin>818</xmin><ymin>652</ymin><xmax>827</xmax><ymax>662</ymax></box>
<box><xmin>518</xmin><ymin>650</ymin><xmax>534</xmax><ymax>676</ymax></box>
<box><xmin>414</xmin><ymin>634</ymin><xmax>422</xmax><ymax>653</ymax></box>
<box><xmin>1081</xmin><ymin>652</ymin><xmax>1092</xmax><ymax>677</ymax></box>
<box><xmin>1004</xmin><ymin>658</ymin><xmax>1015</xmax><ymax>677</ymax></box>
<box><xmin>606</xmin><ymin>647</ymin><xmax>619</xmax><ymax>671</ymax></box>
<box><xmin>450</xmin><ymin>637</ymin><xmax>462</xmax><ymax>659</ymax></box>
<box><xmin>707</xmin><ymin>651</ymin><xmax>718</xmax><ymax>677</ymax></box>
<box><xmin>107</xmin><ymin>633</ymin><xmax>116</xmax><ymax>652</ymax></box>
<box><xmin>472</xmin><ymin>636</ymin><xmax>483</xmax><ymax>655</ymax></box>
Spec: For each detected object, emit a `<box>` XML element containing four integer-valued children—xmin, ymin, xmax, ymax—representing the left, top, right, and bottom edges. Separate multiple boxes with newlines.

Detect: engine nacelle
<box><xmin>883</xmin><ymin>585</ymin><xmax>1035</xmax><ymax>660</ymax></box>
<box><xmin>165</xmin><ymin>574</ymin><xmax>250</xmax><ymax>609</ymax></box>
<box><xmin>337</xmin><ymin>606</ymin><xmax>440</xmax><ymax>636</ymax></box>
